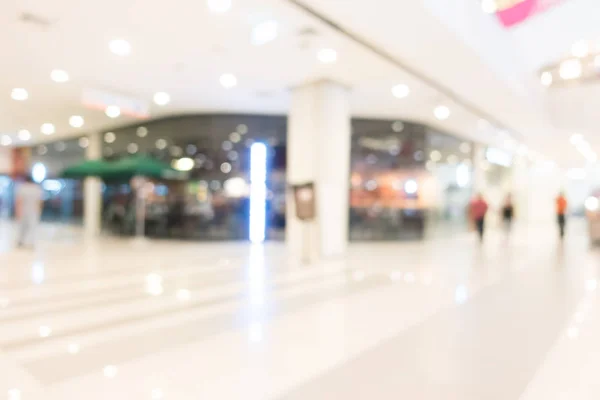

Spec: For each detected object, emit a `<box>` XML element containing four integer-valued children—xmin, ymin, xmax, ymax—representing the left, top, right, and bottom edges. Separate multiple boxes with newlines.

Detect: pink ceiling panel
<box><xmin>495</xmin><ymin>0</ymin><xmax>568</xmax><ymax>28</ymax></box>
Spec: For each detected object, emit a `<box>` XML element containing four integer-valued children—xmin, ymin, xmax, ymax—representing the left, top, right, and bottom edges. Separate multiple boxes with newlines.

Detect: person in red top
<box><xmin>470</xmin><ymin>193</ymin><xmax>489</xmax><ymax>241</ymax></box>
<box><xmin>556</xmin><ymin>192</ymin><xmax>568</xmax><ymax>239</ymax></box>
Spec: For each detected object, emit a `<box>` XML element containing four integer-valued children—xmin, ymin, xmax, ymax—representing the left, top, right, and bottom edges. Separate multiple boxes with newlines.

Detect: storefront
<box><xmin>17</xmin><ymin>114</ymin><xmax>479</xmax><ymax>241</ymax></box>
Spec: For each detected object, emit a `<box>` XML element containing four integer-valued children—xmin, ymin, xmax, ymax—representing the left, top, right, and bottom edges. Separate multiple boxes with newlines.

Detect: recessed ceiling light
<box><xmin>67</xmin><ymin>343</ymin><xmax>81</xmax><ymax>354</ymax></box>
<box><xmin>79</xmin><ymin>137</ymin><xmax>89</xmax><ymax>148</ymax></box>
<box><xmin>18</xmin><ymin>130</ymin><xmax>31</xmax><ymax>141</ymax></box>
<box><xmin>153</xmin><ymin>92</ymin><xmax>170</xmax><ymax>106</ymax></box>
<box><xmin>105</xmin><ymin>105</ymin><xmax>121</xmax><ymax>118</ymax></box>
<box><xmin>127</xmin><ymin>143</ymin><xmax>138</xmax><ymax>154</ymax></box>
<box><xmin>69</xmin><ymin>115</ymin><xmax>84</xmax><ymax>128</ymax></box>
<box><xmin>51</xmin><ymin>69</ymin><xmax>69</xmax><ymax>83</ymax></box>
<box><xmin>1</xmin><ymin>136</ymin><xmax>12</xmax><ymax>146</ymax></box>
<box><xmin>136</xmin><ymin>126</ymin><xmax>148</xmax><ymax>137</ymax></box>
<box><xmin>220</xmin><ymin>73</ymin><xmax>237</xmax><ymax>88</ymax></box>
<box><xmin>109</xmin><ymin>39</ymin><xmax>131</xmax><ymax>56</ymax></box>
<box><xmin>104</xmin><ymin>132</ymin><xmax>116</xmax><ymax>143</ymax></box>
<box><xmin>540</xmin><ymin>71</ymin><xmax>553</xmax><ymax>87</ymax></box>
<box><xmin>571</xmin><ymin>40</ymin><xmax>589</xmax><ymax>58</ymax></box>
<box><xmin>570</xmin><ymin>133</ymin><xmax>583</xmax><ymax>145</ymax></box>
<box><xmin>41</xmin><ymin>123</ymin><xmax>55</xmax><ymax>135</ymax></box>
<box><xmin>434</xmin><ymin>105</ymin><xmax>451</xmax><ymax>120</ymax></box>
<box><xmin>317</xmin><ymin>48</ymin><xmax>337</xmax><ymax>64</ymax></box>
<box><xmin>7</xmin><ymin>388</ymin><xmax>21</xmax><ymax>400</ymax></box>
<box><xmin>391</xmin><ymin>84</ymin><xmax>410</xmax><ymax>99</ymax></box>
<box><xmin>11</xmin><ymin>88</ymin><xmax>28</xmax><ymax>101</ymax></box>
<box><xmin>103</xmin><ymin>365</ymin><xmax>118</xmax><ymax>378</ymax></box>
<box><xmin>481</xmin><ymin>0</ymin><xmax>497</xmax><ymax>13</ymax></box>
<box><xmin>151</xmin><ymin>388</ymin><xmax>165</xmax><ymax>400</ymax></box>
<box><xmin>559</xmin><ymin>59</ymin><xmax>582</xmax><ymax>80</ymax></box>
<box><xmin>207</xmin><ymin>0</ymin><xmax>232</xmax><ymax>14</ymax></box>
<box><xmin>252</xmin><ymin>20</ymin><xmax>278</xmax><ymax>46</ymax></box>
<box><xmin>38</xmin><ymin>325</ymin><xmax>52</xmax><ymax>338</ymax></box>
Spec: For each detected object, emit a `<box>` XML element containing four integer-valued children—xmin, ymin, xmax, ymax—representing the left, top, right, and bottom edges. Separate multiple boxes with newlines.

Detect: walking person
<box><xmin>15</xmin><ymin>175</ymin><xmax>43</xmax><ymax>249</ymax></box>
<box><xmin>556</xmin><ymin>192</ymin><xmax>568</xmax><ymax>239</ymax></box>
<box><xmin>470</xmin><ymin>193</ymin><xmax>489</xmax><ymax>242</ymax></box>
<box><xmin>502</xmin><ymin>194</ymin><xmax>515</xmax><ymax>232</ymax></box>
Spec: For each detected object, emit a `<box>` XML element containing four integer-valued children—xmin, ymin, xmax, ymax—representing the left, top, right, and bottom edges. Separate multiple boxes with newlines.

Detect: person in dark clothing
<box><xmin>502</xmin><ymin>194</ymin><xmax>515</xmax><ymax>232</ymax></box>
<box><xmin>470</xmin><ymin>193</ymin><xmax>489</xmax><ymax>242</ymax></box>
<box><xmin>556</xmin><ymin>193</ymin><xmax>568</xmax><ymax>239</ymax></box>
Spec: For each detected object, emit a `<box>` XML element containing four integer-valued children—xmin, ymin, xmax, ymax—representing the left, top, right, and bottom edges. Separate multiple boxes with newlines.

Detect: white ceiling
<box><xmin>1</xmin><ymin>0</ymin><xmax>597</xmax><ymax>166</ymax></box>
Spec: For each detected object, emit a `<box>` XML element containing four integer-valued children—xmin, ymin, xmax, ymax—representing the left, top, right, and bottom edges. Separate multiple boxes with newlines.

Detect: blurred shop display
<box><xmin>11</xmin><ymin>114</ymin><xmax>483</xmax><ymax>242</ymax></box>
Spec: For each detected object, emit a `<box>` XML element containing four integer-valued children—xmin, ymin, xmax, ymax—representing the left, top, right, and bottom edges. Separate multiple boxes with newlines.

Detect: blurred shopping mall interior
<box><xmin>2</xmin><ymin>0</ymin><xmax>600</xmax><ymax>398</ymax></box>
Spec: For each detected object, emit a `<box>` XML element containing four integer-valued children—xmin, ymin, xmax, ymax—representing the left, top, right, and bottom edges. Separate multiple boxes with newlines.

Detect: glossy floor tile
<box><xmin>0</xmin><ymin>220</ymin><xmax>598</xmax><ymax>399</ymax></box>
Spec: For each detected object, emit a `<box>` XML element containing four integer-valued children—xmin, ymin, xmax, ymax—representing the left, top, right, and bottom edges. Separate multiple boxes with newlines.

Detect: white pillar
<box><xmin>286</xmin><ymin>80</ymin><xmax>351</xmax><ymax>259</ymax></box>
<box><xmin>84</xmin><ymin>132</ymin><xmax>102</xmax><ymax>237</ymax></box>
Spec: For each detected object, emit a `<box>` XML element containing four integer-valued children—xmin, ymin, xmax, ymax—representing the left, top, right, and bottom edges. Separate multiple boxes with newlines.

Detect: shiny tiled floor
<box><xmin>0</xmin><ymin>220</ymin><xmax>598</xmax><ymax>399</ymax></box>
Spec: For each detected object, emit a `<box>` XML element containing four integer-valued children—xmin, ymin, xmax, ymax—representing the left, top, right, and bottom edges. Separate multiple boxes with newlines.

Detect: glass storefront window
<box><xmin>24</xmin><ymin>114</ymin><xmax>478</xmax><ymax>242</ymax></box>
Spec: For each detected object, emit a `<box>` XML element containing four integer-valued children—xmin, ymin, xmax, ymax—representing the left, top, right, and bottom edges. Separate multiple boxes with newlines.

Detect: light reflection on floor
<box><xmin>0</xmin><ymin>220</ymin><xmax>597</xmax><ymax>399</ymax></box>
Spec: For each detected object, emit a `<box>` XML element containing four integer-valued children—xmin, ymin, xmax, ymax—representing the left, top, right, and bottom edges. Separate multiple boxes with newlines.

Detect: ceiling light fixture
<box><xmin>434</xmin><ymin>105</ymin><xmax>451</xmax><ymax>120</ymax></box>
<box><xmin>219</xmin><ymin>73</ymin><xmax>237</xmax><ymax>88</ymax></box>
<box><xmin>391</xmin><ymin>84</ymin><xmax>410</xmax><ymax>99</ymax></box>
<box><xmin>570</xmin><ymin>133</ymin><xmax>583</xmax><ymax>145</ymax></box>
<box><xmin>251</xmin><ymin>20</ymin><xmax>278</xmax><ymax>46</ymax></box>
<box><xmin>11</xmin><ymin>88</ymin><xmax>28</xmax><ymax>101</ymax></box>
<box><xmin>571</xmin><ymin>40</ymin><xmax>589</xmax><ymax>58</ymax></box>
<box><xmin>67</xmin><ymin>343</ymin><xmax>81</xmax><ymax>355</ymax></box>
<box><xmin>153</xmin><ymin>92</ymin><xmax>170</xmax><ymax>106</ymax></box>
<box><xmin>50</xmin><ymin>69</ymin><xmax>69</xmax><ymax>83</ymax></box>
<box><xmin>540</xmin><ymin>71</ymin><xmax>553</xmax><ymax>87</ymax></box>
<box><xmin>41</xmin><ymin>123</ymin><xmax>55</xmax><ymax>135</ymax></box>
<box><xmin>109</xmin><ymin>39</ymin><xmax>131</xmax><ymax>56</ymax></box>
<box><xmin>317</xmin><ymin>48</ymin><xmax>337</xmax><ymax>64</ymax></box>
<box><xmin>481</xmin><ymin>0</ymin><xmax>497</xmax><ymax>13</ymax></box>
<box><xmin>559</xmin><ymin>59</ymin><xmax>582</xmax><ymax>80</ymax></box>
<box><xmin>69</xmin><ymin>115</ymin><xmax>84</xmax><ymax>128</ymax></box>
<box><xmin>103</xmin><ymin>365</ymin><xmax>118</xmax><ymax>378</ymax></box>
<box><xmin>7</xmin><ymin>389</ymin><xmax>21</xmax><ymax>400</ymax></box>
<box><xmin>105</xmin><ymin>105</ymin><xmax>121</xmax><ymax>118</ymax></box>
<box><xmin>18</xmin><ymin>130</ymin><xmax>31</xmax><ymax>141</ymax></box>
<box><xmin>207</xmin><ymin>0</ymin><xmax>232</xmax><ymax>13</ymax></box>
<box><xmin>1</xmin><ymin>136</ymin><xmax>12</xmax><ymax>146</ymax></box>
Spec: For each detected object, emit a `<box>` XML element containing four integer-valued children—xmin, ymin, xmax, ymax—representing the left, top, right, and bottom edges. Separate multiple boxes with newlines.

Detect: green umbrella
<box><xmin>61</xmin><ymin>159</ymin><xmax>113</xmax><ymax>179</ymax></box>
<box><xmin>104</xmin><ymin>155</ymin><xmax>187</xmax><ymax>181</ymax></box>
